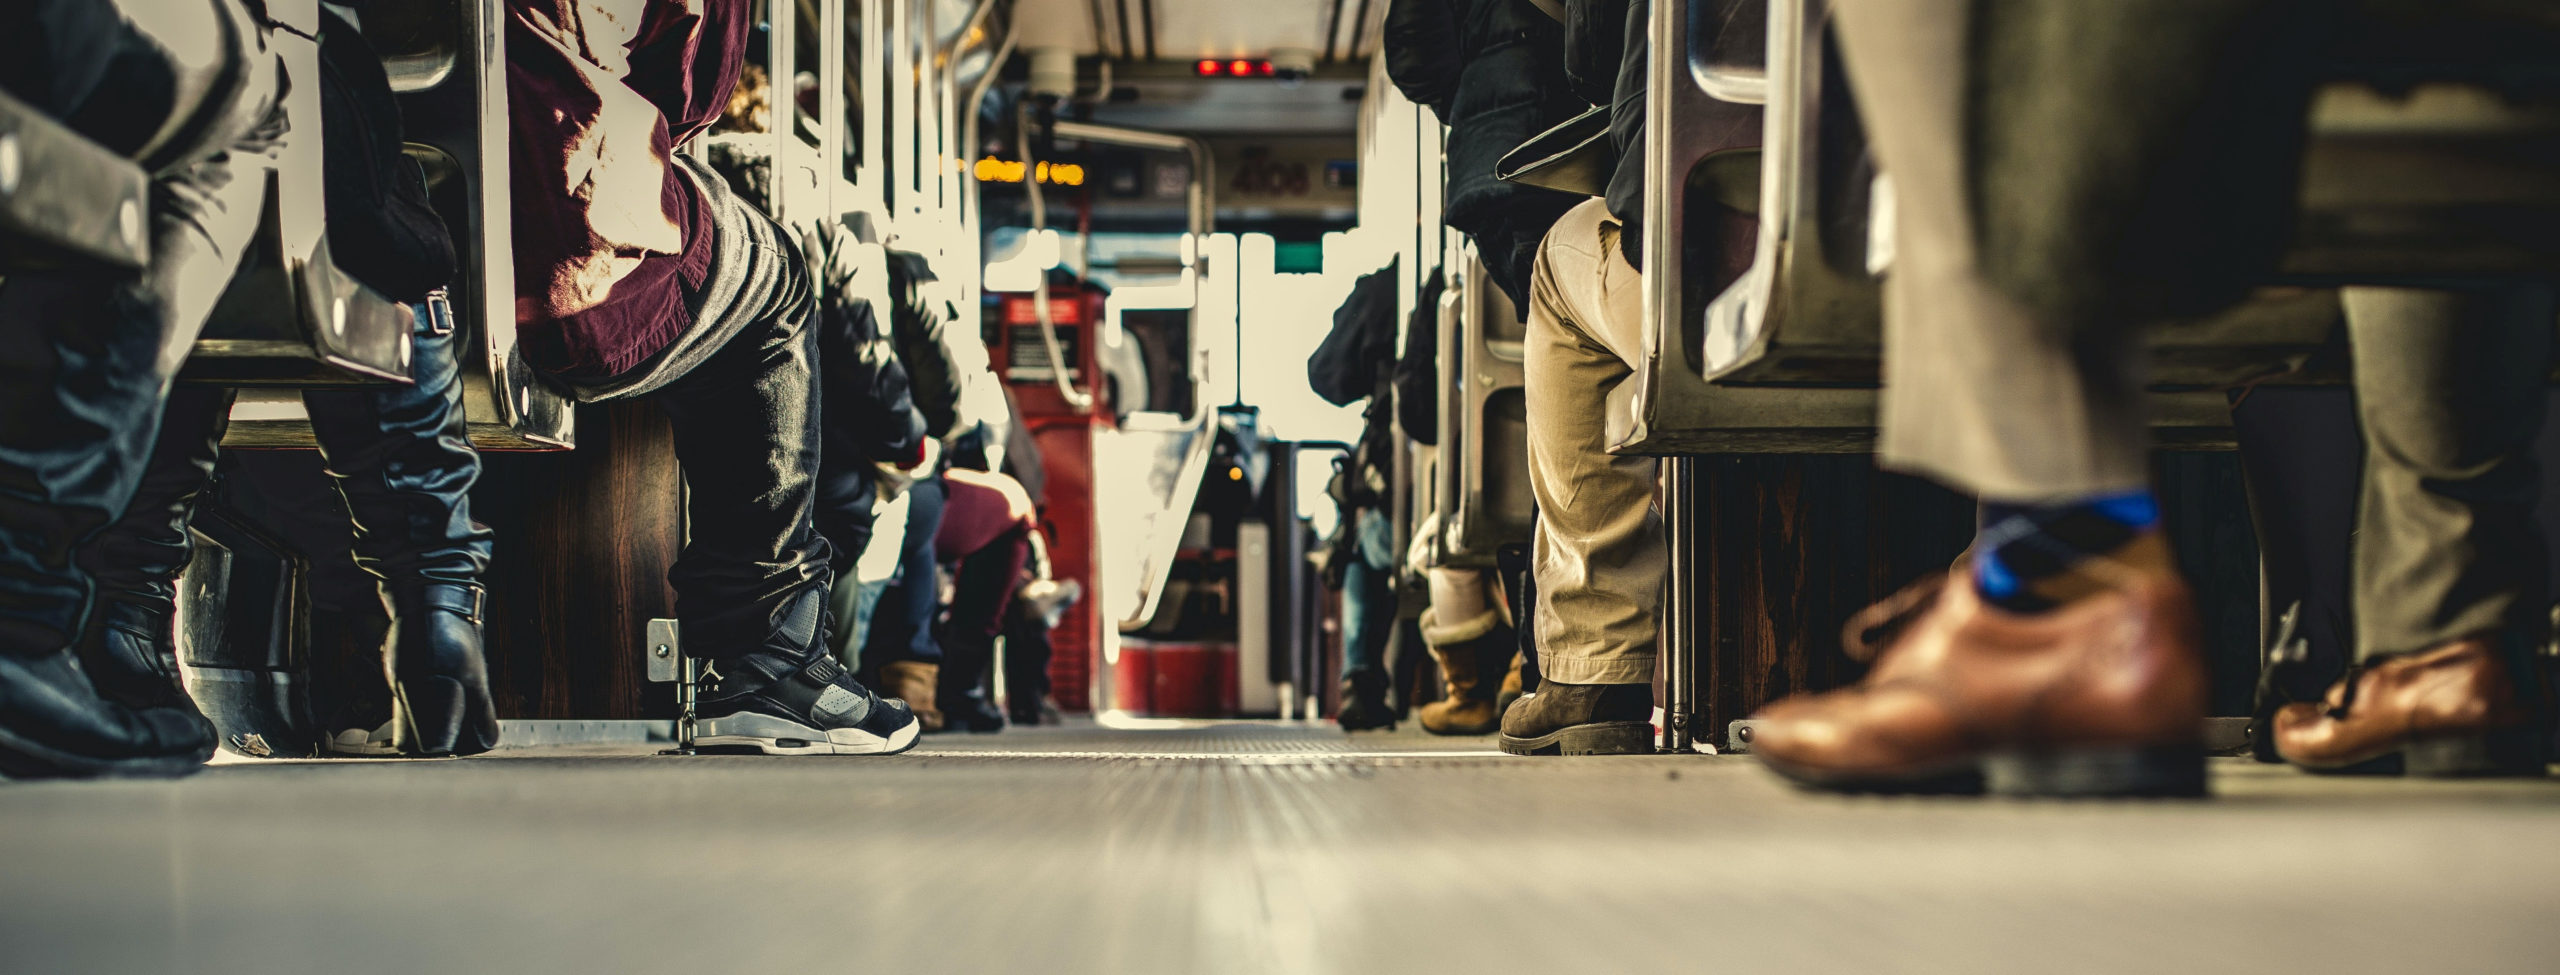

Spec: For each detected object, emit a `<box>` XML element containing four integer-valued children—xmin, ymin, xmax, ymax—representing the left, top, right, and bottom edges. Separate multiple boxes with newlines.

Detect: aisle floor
<box><xmin>3</xmin><ymin>721</ymin><xmax>2557</xmax><ymax>974</ymax></box>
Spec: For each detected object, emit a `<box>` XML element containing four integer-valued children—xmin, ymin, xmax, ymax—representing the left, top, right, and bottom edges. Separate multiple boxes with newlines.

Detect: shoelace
<box><xmin>1841</xmin><ymin>572</ymin><xmax>1948</xmax><ymax>664</ymax></box>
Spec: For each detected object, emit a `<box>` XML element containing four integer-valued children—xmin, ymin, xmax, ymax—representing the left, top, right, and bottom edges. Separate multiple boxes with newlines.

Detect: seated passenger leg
<box><xmin>1337</xmin><ymin>509</ymin><xmax>1400</xmax><ymax>732</ymax></box>
<box><xmin>866</xmin><ymin>476</ymin><xmax>947</xmax><ymax>732</ymax></box>
<box><xmin>1499</xmin><ymin>198</ymin><xmax>1659</xmax><ymax>756</ymax></box>
<box><xmin>1420</xmin><ymin>566</ymin><xmax>1508</xmax><ymax>736</ymax></box>
<box><xmin>650</xmin><ymin>191</ymin><xmax>914</xmax><ymax>756</ymax></box>
<box><xmin>2274</xmin><ymin>287</ymin><xmax>2556</xmax><ymax>776</ymax></box>
<box><xmin>304</xmin><ymin>301</ymin><xmax>499</xmax><ymax>757</ymax></box>
<box><xmin>0</xmin><ymin>8</ymin><xmax>281</xmax><ymax>776</ymax></box>
<box><xmin>934</xmin><ymin>469</ymin><xmax>1037</xmax><ymax>733</ymax></box>
<box><xmin>73</xmin><ymin>386</ymin><xmax>234</xmax><ymax>720</ymax></box>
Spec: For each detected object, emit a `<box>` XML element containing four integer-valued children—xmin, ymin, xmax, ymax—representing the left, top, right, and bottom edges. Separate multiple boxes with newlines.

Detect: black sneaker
<box><xmin>697</xmin><ymin>653</ymin><xmax>921</xmax><ymax>755</ymax></box>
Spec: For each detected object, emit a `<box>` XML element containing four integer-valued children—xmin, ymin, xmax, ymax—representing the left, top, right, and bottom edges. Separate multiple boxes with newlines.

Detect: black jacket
<box><xmin>1385</xmin><ymin>0</ymin><xmax>1587</xmax><ymax>307</ymax></box>
<box><xmin>885</xmin><ymin>249</ymin><xmax>966</xmax><ymax>438</ymax></box>
<box><xmin>1308</xmin><ymin>260</ymin><xmax>1401</xmax><ymax>408</ymax></box>
<box><xmin>1395</xmin><ymin>268</ymin><xmax>1446</xmax><ymax>445</ymax></box>
<box><xmin>1566</xmin><ymin>0</ymin><xmax>1650</xmax><ymax>270</ymax></box>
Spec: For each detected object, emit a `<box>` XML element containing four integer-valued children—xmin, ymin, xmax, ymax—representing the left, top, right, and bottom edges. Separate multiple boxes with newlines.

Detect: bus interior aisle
<box><xmin>7</xmin><ymin>0</ymin><xmax>2560</xmax><ymax>973</ymax></box>
<box><xmin>5</xmin><ymin>724</ymin><xmax>2558</xmax><ymax>974</ymax></box>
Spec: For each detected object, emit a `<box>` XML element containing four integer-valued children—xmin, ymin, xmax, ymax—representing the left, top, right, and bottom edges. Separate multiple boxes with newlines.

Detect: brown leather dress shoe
<box><xmin>1747</xmin><ymin>572</ymin><xmax>2209</xmax><ymax>797</ymax></box>
<box><xmin>2272</xmin><ymin>638</ymin><xmax>2546</xmax><ymax>776</ymax></box>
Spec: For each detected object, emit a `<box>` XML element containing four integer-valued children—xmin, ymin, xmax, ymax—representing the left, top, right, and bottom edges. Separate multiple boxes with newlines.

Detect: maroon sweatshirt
<box><xmin>505</xmin><ymin>0</ymin><xmax>748</xmax><ymax>379</ymax></box>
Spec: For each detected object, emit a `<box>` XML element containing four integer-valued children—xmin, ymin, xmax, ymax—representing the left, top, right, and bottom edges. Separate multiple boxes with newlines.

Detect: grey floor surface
<box><xmin>3</xmin><ymin>721</ymin><xmax>2557</xmax><ymax>975</ymax></box>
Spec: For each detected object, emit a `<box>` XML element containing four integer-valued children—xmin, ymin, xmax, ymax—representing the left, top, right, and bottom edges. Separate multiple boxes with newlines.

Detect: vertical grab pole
<box><xmin>1660</xmin><ymin>455</ymin><xmax>1698</xmax><ymax>752</ymax></box>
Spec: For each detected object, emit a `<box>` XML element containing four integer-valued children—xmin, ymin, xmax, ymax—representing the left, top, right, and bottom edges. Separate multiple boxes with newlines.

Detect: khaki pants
<box><xmin>1523</xmin><ymin>198</ymin><xmax>1662</xmax><ymax>686</ymax></box>
<box><xmin>1835</xmin><ymin>0</ymin><xmax>2556</xmax><ymax>657</ymax></box>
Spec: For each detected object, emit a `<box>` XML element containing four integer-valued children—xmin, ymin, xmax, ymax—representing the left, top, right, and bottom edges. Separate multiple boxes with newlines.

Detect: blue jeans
<box><xmin>1341</xmin><ymin>508</ymin><xmax>1397</xmax><ymax>678</ymax></box>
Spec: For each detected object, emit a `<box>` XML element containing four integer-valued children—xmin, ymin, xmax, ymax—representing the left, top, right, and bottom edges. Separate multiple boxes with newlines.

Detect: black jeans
<box><xmin>80</xmin><ymin>302</ymin><xmax>494</xmax><ymax>621</ymax></box>
<box><xmin>0</xmin><ymin>6</ymin><xmax>280</xmax><ymax>657</ymax></box>
<box><xmin>556</xmin><ymin>161</ymin><xmax>829</xmax><ymax>661</ymax></box>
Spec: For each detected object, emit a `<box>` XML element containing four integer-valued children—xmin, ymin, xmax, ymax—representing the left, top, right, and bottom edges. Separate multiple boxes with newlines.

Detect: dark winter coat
<box><xmin>1385</xmin><ymin>0</ymin><xmax>1587</xmax><ymax>313</ymax></box>
<box><xmin>1308</xmin><ymin>260</ymin><xmax>1402</xmax><ymax>408</ymax></box>
<box><xmin>1565</xmin><ymin>0</ymin><xmax>1650</xmax><ymax>270</ymax></box>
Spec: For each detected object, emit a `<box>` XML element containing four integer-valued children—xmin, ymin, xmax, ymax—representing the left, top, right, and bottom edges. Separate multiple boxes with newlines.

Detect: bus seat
<box><xmin>1431</xmin><ymin>249</ymin><xmax>1536</xmax><ymax>567</ymax></box>
<box><xmin>212</xmin><ymin>0</ymin><xmax>573</xmax><ymax>450</ymax></box>
<box><xmin>0</xmin><ymin>89</ymin><xmax>151</xmax><ymax>270</ymax></box>
<box><xmin>1615</xmin><ymin>0</ymin><xmax>2363</xmax><ymax>457</ymax></box>
<box><xmin>181</xmin><ymin>4</ymin><xmax>417</xmax><ymax>391</ymax></box>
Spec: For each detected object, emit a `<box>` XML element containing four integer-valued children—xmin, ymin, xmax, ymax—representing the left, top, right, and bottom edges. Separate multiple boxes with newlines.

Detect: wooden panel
<box><xmin>1690</xmin><ymin>452</ymin><xmax>2260</xmax><ymax>746</ymax></box>
<box><xmin>474</xmin><ymin>399</ymin><xmax>682</xmax><ymax>719</ymax></box>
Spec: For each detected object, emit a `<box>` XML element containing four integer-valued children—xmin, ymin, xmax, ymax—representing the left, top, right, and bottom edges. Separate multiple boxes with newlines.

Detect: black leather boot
<box><xmin>305</xmin><ymin>299</ymin><xmax>499</xmax><ymax>756</ymax></box>
<box><xmin>0</xmin><ymin>649</ymin><xmax>216</xmax><ymax>778</ymax></box>
<box><xmin>937</xmin><ymin>631</ymin><xmax>1007</xmax><ymax>733</ymax></box>
<box><xmin>381</xmin><ymin>582</ymin><xmax>500</xmax><ymax>756</ymax></box>
<box><xmin>73</xmin><ymin>386</ymin><xmax>234</xmax><ymax>720</ymax></box>
<box><xmin>1337</xmin><ymin>669</ymin><xmax>1396</xmax><ymax>731</ymax></box>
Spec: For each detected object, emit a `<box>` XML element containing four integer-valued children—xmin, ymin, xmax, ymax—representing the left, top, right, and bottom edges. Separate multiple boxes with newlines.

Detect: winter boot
<box><xmin>1417</xmin><ymin>607</ymin><xmax>1501</xmax><ymax>735</ymax></box>
<box><xmin>879</xmin><ymin>660</ymin><xmax>945</xmax><ymax>732</ymax></box>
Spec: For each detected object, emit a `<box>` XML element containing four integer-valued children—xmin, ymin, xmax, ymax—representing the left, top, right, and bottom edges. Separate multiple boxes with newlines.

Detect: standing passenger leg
<box><xmin>2274</xmin><ymin>287</ymin><xmax>2555</xmax><ymax>775</ymax></box>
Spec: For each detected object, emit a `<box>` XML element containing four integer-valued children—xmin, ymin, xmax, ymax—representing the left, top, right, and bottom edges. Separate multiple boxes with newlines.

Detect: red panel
<box><xmin>1116</xmin><ymin>640</ymin><xmax>1238</xmax><ymax>717</ymax></box>
<box><xmin>1029</xmin><ymin>420</ymin><xmax>1096</xmax><ymax>712</ymax></box>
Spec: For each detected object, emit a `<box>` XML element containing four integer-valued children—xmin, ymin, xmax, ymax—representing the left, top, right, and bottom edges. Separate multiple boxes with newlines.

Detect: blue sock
<box><xmin>1973</xmin><ymin>490</ymin><xmax>2161</xmax><ymax>612</ymax></box>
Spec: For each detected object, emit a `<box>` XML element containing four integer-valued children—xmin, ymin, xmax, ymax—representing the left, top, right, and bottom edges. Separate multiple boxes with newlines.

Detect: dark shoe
<box><xmin>75</xmin><ymin>599</ymin><xmax>201</xmax><ymax>715</ymax></box>
<box><xmin>1009</xmin><ymin>697</ymin><xmax>1062</xmax><ymax>727</ymax></box>
<box><xmin>1748</xmin><ymin>573</ymin><xmax>2209</xmax><ymax>797</ymax></box>
<box><xmin>0</xmin><ymin>649</ymin><xmax>215</xmax><ymax>778</ymax></box>
<box><xmin>1337</xmin><ymin>669</ymin><xmax>1396</xmax><ymax>732</ymax></box>
<box><xmin>699</xmin><ymin>651</ymin><xmax>921</xmax><ymax>754</ymax></box>
<box><xmin>698</xmin><ymin>587</ymin><xmax>920</xmax><ymax>755</ymax></box>
<box><xmin>1497</xmin><ymin>681</ymin><xmax>1652</xmax><ymax>755</ymax></box>
<box><xmin>937</xmin><ymin>631</ymin><xmax>1006</xmax><ymax>734</ymax></box>
<box><xmin>879</xmin><ymin>660</ymin><xmax>945</xmax><ymax>732</ymax></box>
<box><xmin>2273</xmin><ymin>638</ymin><xmax>2546</xmax><ymax>776</ymax></box>
<box><xmin>940</xmin><ymin>689</ymin><xmax>1006</xmax><ymax>733</ymax></box>
<box><xmin>384</xmin><ymin>583</ymin><xmax>500</xmax><ymax>757</ymax></box>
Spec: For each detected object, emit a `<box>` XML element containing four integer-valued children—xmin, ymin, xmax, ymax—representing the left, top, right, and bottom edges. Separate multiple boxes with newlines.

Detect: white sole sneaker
<box><xmin>695</xmin><ymin>712</ymin><xmax>921</xmax><ymax>756</ymax></box>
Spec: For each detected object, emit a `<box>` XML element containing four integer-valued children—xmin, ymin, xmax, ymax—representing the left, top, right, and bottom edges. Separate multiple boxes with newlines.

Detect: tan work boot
<box><xmin>1418</xmin><ymin>608</ymin><xmax>1500</xmax><ymax>735</ymax></box>
<box><xmin>879</xmin><ymin>661</ymin><xmax>945</xmax><ymax>733</ymax></box>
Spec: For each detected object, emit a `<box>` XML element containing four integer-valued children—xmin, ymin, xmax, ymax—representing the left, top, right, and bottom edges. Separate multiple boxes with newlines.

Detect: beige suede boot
<box><xmin>1418</xmin><ymin>608</ymin><xmax>1500</xmax><ymax>735</ymax></box>
<box><xmin>879</xmin><ymin>661</ymin><xmax>945</xmax><ymax>733</ymax></box>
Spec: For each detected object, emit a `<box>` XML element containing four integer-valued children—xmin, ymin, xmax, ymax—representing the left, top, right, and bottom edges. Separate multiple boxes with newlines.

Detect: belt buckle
<box><xmin>422</xmin><ymin>288</ymin><xmax>456</xmax><ymax>338</ymax></box>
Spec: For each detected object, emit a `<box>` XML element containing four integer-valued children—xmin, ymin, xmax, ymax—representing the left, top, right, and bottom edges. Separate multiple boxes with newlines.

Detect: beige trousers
<box><xmin>1523</xmin><ymin>198</ymin><xmax>1663</xmax><ymax>685</ymax></box>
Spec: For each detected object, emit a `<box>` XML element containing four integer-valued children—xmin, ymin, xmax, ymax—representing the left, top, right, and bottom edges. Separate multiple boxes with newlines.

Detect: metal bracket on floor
<box><xmin>644</xmin><ymin>618</ymin><xmax>699</xmax><ymax>755</ymax></box>
<box><xmin>1660</xmin><ymin>456</ymin><xmax>1702</xmax><ymax>754</ymax></box>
